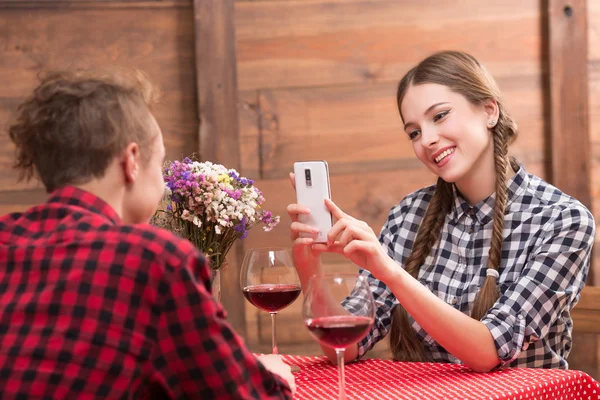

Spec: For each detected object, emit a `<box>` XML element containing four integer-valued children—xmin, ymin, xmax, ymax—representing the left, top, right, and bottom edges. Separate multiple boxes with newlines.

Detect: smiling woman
<box><xmin>286</xmin><ymin>50</ymin><xmax>595</xmax><ymax>372</ymax></box>
<box><xmin>400</xmin><ymin>82</ymin><xmax>503</xmax><ymax>204</ymax></box>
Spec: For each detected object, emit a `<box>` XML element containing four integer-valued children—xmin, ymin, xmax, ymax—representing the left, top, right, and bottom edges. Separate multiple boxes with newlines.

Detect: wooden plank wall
<box><xmin>234</xmin><ymin>0</ymin><xmax>599</xmax><ymax>377</ymax></box>
<box><xmin>0</xmin><ymin>0</ymin><xmax>598</xmax><ymax>377</ymax></box>
<box><xmin>547</xmin><ymin>0</ymin><xmax>596</xmax><ymax>378</ymax></box>
<box><xmin>0</xmin><ymin>0</ymin><xmax>198</xmax><ymax>215</ymax></box>
<box><xmin>235</xmin><ymin>0</ymin><xmax>547</xmax><ymax>359</ymax></box>
<box><xmin>193</xmin><ymin>0</ymin><xmax>247</xmax><ymax>334</ymax></box>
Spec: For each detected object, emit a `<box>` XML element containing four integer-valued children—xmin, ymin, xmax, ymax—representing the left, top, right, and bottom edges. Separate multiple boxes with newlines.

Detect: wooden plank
<box><xmin>0</xmin><ymin>1</ymin><xmax>191</xmax><ymax>9</ymax></box>
<box><xmin>239</xmin><ymin>75</ymin><xmax>545</xmax><ymax>180</ymax></box>
<box><xmin>235</xmin><ymin>0</ymin><xmax>541</xmax><ymax>90</ymax></box>
<box><xmin>576</xmin><ymin>285</ymin><xmax>600</xmax><ymax>310</ymax></box>
<box><xmin>193</xmin><ymin>0</ymin><xmax>246</xmax><ymax>334</ymax></box>
<box><xmin>572</xmin><ymin>286</ymin><xmax>600</xmax><ymax>333</ymax></box>
<box><xmin>0</xmin><ymin>189</ymin><xmax>47</xmax><ymax>216</ymax></box>
<box><xmin>0</xmin><ymin>0</ymin><xmax>189</xmax><ymax>2</ymax></box>
<box><xmin>547</xmin><ymin>0</ymin><xmax>594</xmax><ymax>279</ymax></box>
<box><xmin>571</xmin><ymin>285</ymin><xmax>600</xmax><ymax>380</ymax></box>
<box><xmin>547</xmin><ymin>0</ymin><xmax>596</xmax><ymax>380</ymax></box>
<box><xmin>588</xmin><ymin>0</ymin><xmax>600</xmax><ymax>62</ymax></box>
<box><xmin>0</xmin><ymin>7</ymin><xmax>197</xmax><ymax>192</ymax></box>
<box><xmin>0</xmin><ymin>98</ymin><xmax>32</xmax><ymax>192</ymax></box>
<box><xmin>587</xmin><ymin>63</ymin><xmax>600</xmax><ymax>243</ymax></box>
<box><xmin>588</xmin><ymin>0</ymin><xmax>600</xmax><ymax>268</ymax></box>
<box><xmin>589</xmin><ymin>63</ymin><xmax>600</xmax><ymax>145</ymax></box>
<box><xmin>238</xmin><ymin>91</ymin><xmax>261</xmax><ymax>176</ymax></box>
<box><xmin>587</xmin><ymin>63</ymin><xmax>600</xmax><ymax>271</ymax></box>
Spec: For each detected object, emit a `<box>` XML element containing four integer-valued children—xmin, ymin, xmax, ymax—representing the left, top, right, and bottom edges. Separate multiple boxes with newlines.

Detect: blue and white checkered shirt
<box><xmin>346</xmin><ymin>164</ymin><xmax>595</xmax><ymax>368</ymax></box>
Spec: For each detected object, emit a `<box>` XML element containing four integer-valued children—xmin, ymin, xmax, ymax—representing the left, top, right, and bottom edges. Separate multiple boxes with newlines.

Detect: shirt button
<box><xmin>468</xmin><ymin>228</ymin><xmax>473</xmax><ymax>234</ymax></box>
<box><xmin>517</xmin><ymin>314</ymin><xmax>524</xmax><ymax>320</ymax></box>
<box><xmin>451</xmin><ymin>298</ymin><xmax>457</xmax><ymax>305</ymax></box>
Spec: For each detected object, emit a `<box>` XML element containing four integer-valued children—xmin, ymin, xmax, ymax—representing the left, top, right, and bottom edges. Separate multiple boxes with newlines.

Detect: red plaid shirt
<box><xmin>0</xmin><ymin>186</ymin><xmax>291</xmax><ymax>399</ymax></box>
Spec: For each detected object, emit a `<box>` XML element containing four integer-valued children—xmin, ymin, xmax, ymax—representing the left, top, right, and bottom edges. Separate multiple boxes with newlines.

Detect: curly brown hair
<box><xmin>390</xmin><ymin>51</ymin><xmax>519</xmax><ymax>361</ymax></box>
<box><xmin>8</xmin><ymin>68</ymin><xmax>160</xmax><ymax>192</ymax></box>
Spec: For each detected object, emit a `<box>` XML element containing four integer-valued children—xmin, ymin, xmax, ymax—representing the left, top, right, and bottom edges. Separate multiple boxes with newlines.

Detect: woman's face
<box><xmin>400</xmin><ymin>83</ymin><xmax>497</xmax><ymax>197</ymax></box>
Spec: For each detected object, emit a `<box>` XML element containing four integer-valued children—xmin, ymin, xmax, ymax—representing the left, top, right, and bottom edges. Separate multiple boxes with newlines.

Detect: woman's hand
<box><xmin>313</xmin><ymin>199</ymin><xmax>394</xmax><ymax>282</ymax></box>
<box><xmin>287</xmin><ymin>173</ymin><xmax>324</xmax><ymax>281</ymax></box>
<box><xmin>286</xmin><ymin>174</ymin><xmax>363</xmax><ymax>364</ymax></box>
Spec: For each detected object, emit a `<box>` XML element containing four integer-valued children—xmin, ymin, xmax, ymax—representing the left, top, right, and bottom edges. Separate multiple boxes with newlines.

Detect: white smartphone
<box><xmin>293</xmin><ymin>161</ymin><xmax>333</xmax><ymax>243</ymax></box>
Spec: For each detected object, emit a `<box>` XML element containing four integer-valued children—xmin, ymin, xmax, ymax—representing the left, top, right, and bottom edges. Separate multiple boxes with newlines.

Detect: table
<box><xmin>282</xmin><ymin>354</ymin><xmax>600</xmax><ymax>400</ymax></box>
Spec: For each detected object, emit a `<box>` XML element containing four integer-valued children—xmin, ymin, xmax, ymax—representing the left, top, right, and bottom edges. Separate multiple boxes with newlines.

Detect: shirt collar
<box><xmin>450</xmin><ymin>164</ymin><xmax>529</xmax><ymax>225</ymax></box>
<box><xmin>46</xmin><ymin>186</ymin><xmax>122</xmax><ymax>225</ymax></box>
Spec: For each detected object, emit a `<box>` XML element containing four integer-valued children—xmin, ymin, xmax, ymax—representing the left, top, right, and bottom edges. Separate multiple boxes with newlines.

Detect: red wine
<box><xmin>306</xmin><ymin>315</ymin><xmax>372</xmax><ymax>349</ymax></box>
<box><xmin>243</xmin><ymin>284</ymin><xmax>301</xmax><ymax>312</ymax></box>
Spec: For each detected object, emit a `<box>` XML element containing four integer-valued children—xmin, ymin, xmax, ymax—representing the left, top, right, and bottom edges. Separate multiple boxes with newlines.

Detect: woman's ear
<box><xmin>483</xmin><ymin>99</ymin><xmax>500</xmax><ymax>128</ymax></box>
<box><xmin>122</xmin><ymin>142</ymin><xmax>140</xmax><ymax>184</ymax></box>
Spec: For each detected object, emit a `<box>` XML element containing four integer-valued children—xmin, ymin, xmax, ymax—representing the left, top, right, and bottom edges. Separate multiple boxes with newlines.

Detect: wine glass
<box><xmin>302</xmin><ymin>273</ymin><xmax>375</xmax><ymax>400</ymax></box>
<box><xmin>240</xmin><ymin>247</ymin><xmax>301</xmax><ymax>355</ymax></box>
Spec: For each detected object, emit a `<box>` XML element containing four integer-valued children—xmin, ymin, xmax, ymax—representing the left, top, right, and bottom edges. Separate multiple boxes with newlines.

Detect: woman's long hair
<box><xmin>389</xmin><ymin>51</ymin><xmax>518</xmax><ymax>361</ymax></box>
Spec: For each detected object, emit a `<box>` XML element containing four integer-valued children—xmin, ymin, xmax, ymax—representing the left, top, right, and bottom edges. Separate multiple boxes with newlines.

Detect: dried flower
<box><xmin>151</xmin><ymin>156</ymin><xmax>280</xmax><ymax>270</ymax></box>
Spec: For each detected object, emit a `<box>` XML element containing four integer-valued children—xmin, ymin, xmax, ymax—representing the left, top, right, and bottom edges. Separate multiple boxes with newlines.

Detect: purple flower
<box><xmin>229</xmin><ymin>171</ymin><xmax>239</xmax><ymax>180</ymax></box>
<box><xmin>234</xmin><ymin>217</ymin><xmax>249</xmax><ymax>239</ymax></box>
<box><xmin>227</xmin><ymin>170</ymin><xmax>254</xmax><ymax>187</ymax></box>
<box><xmin>158</xmin><ymin>156</ymin><xmax>279</xmax><ymax>244</ymax></box>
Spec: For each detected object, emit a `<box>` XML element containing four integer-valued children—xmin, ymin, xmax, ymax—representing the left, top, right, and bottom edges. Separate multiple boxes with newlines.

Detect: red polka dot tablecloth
<box><xmin>281</xmin><ymin>355</ymin><xmax>600</xmax><ymax>400</ymax></box>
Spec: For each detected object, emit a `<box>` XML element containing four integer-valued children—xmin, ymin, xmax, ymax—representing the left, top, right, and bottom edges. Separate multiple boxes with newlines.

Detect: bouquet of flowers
<box><xmin>152</xmin><ymin>156</ymin><xmax>280</xmax><ymax>271</ymax></box>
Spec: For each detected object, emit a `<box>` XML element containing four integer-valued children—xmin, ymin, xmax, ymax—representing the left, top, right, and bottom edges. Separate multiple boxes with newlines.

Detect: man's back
<box><xmin>0</xmin><ymin>186</ymin><xmax>291</xmax><ymax>399</ymax></box>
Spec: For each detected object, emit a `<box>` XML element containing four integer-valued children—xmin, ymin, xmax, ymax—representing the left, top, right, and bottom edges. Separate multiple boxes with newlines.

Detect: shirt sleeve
<box><xmin>151</xmin><ymin>252</ymin><xmax>292</xmax><ymax>399</ymax></box>
<box><xmin>343</xmin><ymin>213</ymin><xmax>400</xmax><ymax>359</ymax></box>
<box><xmin>481</xmin><ymin>204</ymin><xmax>595</xmax><ymax>365</ymax></box>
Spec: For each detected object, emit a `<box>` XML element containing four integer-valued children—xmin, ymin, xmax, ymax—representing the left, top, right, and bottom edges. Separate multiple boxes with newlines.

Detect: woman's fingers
<box><xmin>290</xmin><ymin>221</ymin><xmax>320</xmax><ymax>240</ymax></box>
<box><xmin>327</xmin><ymin>216</ymin><xmax>372</xmax><ymax>247</ymax></box>
<box><xmin>341</xmin><ymin>240</ymin><xmax>372</xmax><ymax>260</ymax></box>
<box><xmin>326</xmin><ymin>218</ymin><xmax>350</xmax><ymax>247</ymax></box>
<box><xmin>324</xmin><ymin>198</ymin><xmax>347</xmax><ymax>220</ymax></box>
<box><xmin>291</xmin><ymin>221</ymin><xmax>319</xmax><ymax>233</ymax></box>
<box><xmin>292</xmin><ymin>237</ymin><xmax>315</xmax><ymax>247</ymax></box>
<box><xmin>289</xmin><ymin>172</ymin><xmax>297</xmax><ymax>191</ymax></box>
<box><xmin>338</xmin><ymin>224</ymin><xmax>359</xmax><ymax>248</ymax></box>
<box><xmin>311</xmin><ymin>242</ymin><xmax>345</xmax><ymax>255</ymax></box>
<box><xmin>287</xmin><ymin>203</ymin><xmax>311</xmax><ymax>221</ymax></box>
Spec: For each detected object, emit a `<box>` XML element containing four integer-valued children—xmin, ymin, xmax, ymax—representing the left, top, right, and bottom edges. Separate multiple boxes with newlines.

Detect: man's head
<box><xmin>8</xmin><ymin>68</ymin><xmax>166</xmax><ymax>223</ymax></box>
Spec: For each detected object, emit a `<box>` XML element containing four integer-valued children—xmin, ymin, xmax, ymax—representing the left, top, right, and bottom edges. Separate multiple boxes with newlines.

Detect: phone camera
<box><xmin>304</xmin><ymin>169</ymin><xmax>312</xmax><ymax>187</ymax></box>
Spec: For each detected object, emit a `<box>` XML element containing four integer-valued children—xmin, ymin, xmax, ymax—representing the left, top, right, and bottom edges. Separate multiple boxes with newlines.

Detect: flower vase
<box><xmin>210</xmin><ymin>268</ymin><xmax>221</xmax><ymax>302</ymax></box>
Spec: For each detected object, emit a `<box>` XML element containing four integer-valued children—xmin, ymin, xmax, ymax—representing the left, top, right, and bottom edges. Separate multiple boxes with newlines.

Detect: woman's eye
<box><xmin>408</xmin><ymin>130</ymin><xmax>420</xmax><ymax>140</ymax></box>
<box><xmin>433</xmin><ymin>110</ymin><xmax>450</xmax><ymax>122</ymax></box>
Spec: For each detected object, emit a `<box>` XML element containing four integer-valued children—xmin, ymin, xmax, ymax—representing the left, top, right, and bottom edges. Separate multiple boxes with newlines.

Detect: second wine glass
<box><xmin>240</xmin><ymin>247</ymin><xmax>301</xmax><ymax>354</ymax></box>
<box><xmin>303</xmin><ymin>273</ymin><xmax>375</xmax><ymax>400</ymax></box>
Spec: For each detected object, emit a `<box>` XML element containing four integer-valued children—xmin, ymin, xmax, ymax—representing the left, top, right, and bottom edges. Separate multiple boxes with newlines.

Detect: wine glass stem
<box><xmin>336</xmin><ymin>349</ymin><xmax>347</xmax><ymax>400</ymax></box>
<box><xmin>270</xmin><ymin>312</ymin><xmax>278</xmax><ymax>354</ymax></box>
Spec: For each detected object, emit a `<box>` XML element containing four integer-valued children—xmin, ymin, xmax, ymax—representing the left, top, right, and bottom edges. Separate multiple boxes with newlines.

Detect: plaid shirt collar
<box><xmin>47</xmin><ymin>186</ymin><xmax>121</xmax><ymax>225</ymax></box>
<box><xmin>450</xmin><ymin>164</ymin><xmax>529</xmax><ymax>225</ymax></box>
